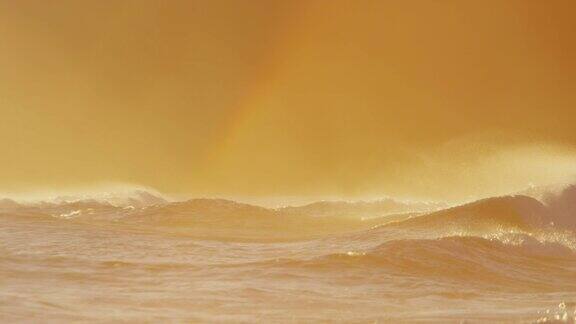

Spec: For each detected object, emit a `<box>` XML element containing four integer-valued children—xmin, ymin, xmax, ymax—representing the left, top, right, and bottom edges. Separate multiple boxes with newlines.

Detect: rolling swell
<box><xmin>3</xmin><ymin>187</ymin><xmax>576</xmax><ymax>321</ymax></box>
<box><xmin>270</xmin><ymin>234</ymin><xmax>576</xmax><ymax>291</ymax></box>
<box><xmin>0</xmin><ymin>195</ymin><xmax>421</xmax><ymax>241</ymax></box>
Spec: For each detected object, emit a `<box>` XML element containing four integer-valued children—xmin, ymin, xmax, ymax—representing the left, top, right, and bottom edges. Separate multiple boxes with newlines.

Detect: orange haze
<box><xmin>1</xmin><ymin>1</ymin><xmax>575</xmax><ymax>202</ymax></box>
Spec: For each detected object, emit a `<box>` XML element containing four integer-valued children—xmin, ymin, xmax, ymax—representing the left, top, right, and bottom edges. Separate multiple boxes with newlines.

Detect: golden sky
<box><xmin>1</xmin><ymin>1</ymin><xmax>575</xmax><ymax>201</ymax></box>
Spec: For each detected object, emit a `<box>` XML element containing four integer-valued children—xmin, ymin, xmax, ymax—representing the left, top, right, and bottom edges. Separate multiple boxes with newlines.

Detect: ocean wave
<box><xmin>268</xmin><ymin>234</ymin><xmax>576</xmax><ymax>292</ymax></box>
<box><xmin>2</xmin><ymin>183</ymin><xmax>576</xmax><ymax>243</ymax></box>
<box><xmin>380</xmin><ymin>186</ymin><xmax>576</xmax><ymax>237</ymax></box>
<box><xmin>3</xmin><ymin>184</ymin><xmax>576</xmax><ymax>322</ymax></box>
<box><xmin>0</xmin><ymin>185</ymin><xmax>168</xmax><ymax>208</ymax></box>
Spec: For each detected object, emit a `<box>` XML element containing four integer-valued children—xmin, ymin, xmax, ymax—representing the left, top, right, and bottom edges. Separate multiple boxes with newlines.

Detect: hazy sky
<box><xmin>1</xmin><ymin>1</ymin><xmax>575</xmax><ymax>201</ymax></box>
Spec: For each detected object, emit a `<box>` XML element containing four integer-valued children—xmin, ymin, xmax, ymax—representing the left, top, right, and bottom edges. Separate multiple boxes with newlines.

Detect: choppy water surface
<box><xmin>2</xmin><ymin>188</ymin><xmax>576</xmax><ymax>322</ymax></box>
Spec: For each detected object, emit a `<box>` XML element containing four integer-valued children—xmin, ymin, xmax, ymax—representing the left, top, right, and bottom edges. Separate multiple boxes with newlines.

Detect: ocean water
<box><xmin>1</xmin><ymin>188</ymin><xmax>576</xmax><ymax>323</ymax></box>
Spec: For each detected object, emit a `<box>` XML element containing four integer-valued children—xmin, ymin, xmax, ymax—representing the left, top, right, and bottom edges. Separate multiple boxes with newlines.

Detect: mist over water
<box><xmin>1</xmin><ymin>184</ymin><xmax>576</xmax><ymax>322</ymax></box>
<box><xmin>2</xmin><ymin>0</ymin><xmax>576</xmax><ymax>321</ymax></box>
